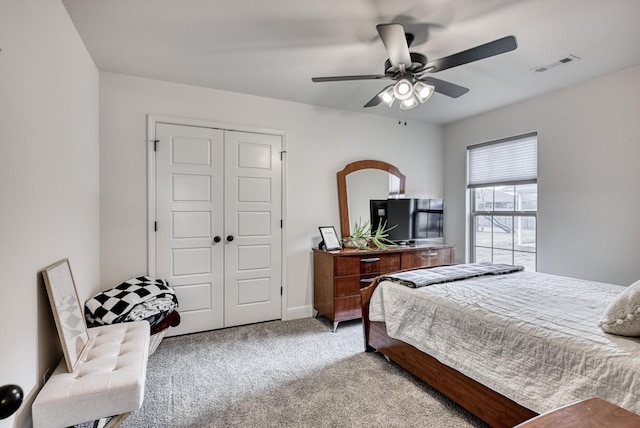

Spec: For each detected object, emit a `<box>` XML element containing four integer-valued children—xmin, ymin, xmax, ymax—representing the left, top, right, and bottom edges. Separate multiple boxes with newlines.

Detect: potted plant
<box><xmin>342</xmin><ymin>219</ymin><xmax>371</xmax><ymax>249</ymax></box>
<box><xmin>342</xmin><ymin>219</ymin><xmax>397</xmax><ymax>250</ymax></box>
<box><xmin>369</xmin><ymin>220</ymin><xmax>397</xmax><ymax>250</ymax></box>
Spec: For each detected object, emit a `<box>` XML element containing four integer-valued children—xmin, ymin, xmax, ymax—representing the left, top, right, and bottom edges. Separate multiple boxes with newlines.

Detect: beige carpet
<box><xmin>118</xmin><ymin>317</ymin><xmax>488</xmax><ymax>427</ymax></box>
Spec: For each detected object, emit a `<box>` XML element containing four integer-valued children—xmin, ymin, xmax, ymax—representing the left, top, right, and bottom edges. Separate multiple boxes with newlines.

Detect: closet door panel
<box><xmin>155</xmin><ymin>123</ymin><xmax>225</xmax><ymax>336</ymax></box>
<box><xmin>224</xmin><ymin>131</ymin><xmax>282</xmax><ymax>327</ymax></box>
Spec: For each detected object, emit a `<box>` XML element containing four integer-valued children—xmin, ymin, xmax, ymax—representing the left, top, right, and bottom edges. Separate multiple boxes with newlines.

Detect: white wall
<box><xmin>99</xmin><ymin>72</ymin><xmax>443</xmax><ymax>319</ymax></box>
<box><xmin>0</xmin><ymin>1</ymin><xmax>99</xmax><ymax>427</ymax></box>
<box><xmin>444</xmin><ymin>65</ymin><xmax>640</xmax><ymax>286</ymax></box>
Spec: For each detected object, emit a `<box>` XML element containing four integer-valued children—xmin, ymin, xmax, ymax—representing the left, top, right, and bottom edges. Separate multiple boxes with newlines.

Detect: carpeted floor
<box><xmin>117</xmin><ymin>317</ymin><xmax>488</xmax><ymax>427</ymax></box>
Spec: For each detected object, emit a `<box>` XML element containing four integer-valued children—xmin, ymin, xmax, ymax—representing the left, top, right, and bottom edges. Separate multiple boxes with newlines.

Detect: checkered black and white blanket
<box><xmin>85</xmin><ymin>276</ymin><xmax>178</xmax><ymax>327</ymax></box>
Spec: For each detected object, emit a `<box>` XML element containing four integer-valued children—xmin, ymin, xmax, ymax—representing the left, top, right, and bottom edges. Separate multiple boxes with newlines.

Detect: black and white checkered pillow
<box><xmin>85</xmin><ymin>277</ymin><xmax>178</xmax><ymax>327</ymax></box>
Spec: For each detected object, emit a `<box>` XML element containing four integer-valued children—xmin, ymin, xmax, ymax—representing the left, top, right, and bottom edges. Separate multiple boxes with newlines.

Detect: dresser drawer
<box><xmin>335</xmin><ymin>274</ymin><xmax>378</xmax><ymax>297</ymax></box>
<box><xmin>335</xmin><ymin>253</ymin><xmax>401</xmax><ymax>277</ymax></box>
<box><xmin>334</xmin><ymin>296</ymin><xmax>362</xmax><ymax>321</ymax></box>
<box><xmin>401</xmin><ymin>248</ymin><xmax>452</xmax><ymax>269</ymax></box>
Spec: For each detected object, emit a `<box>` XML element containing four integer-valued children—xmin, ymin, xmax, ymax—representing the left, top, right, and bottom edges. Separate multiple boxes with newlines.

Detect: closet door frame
<box><xmin>146</xmin><ymin>114</ymin><xmax>288</xmax><ymax>322</ymax></box>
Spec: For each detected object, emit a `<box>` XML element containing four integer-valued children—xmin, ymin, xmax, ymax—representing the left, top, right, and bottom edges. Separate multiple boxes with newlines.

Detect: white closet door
<box><xmin>224</xmin><ymin>130</ymin><xmax>282</xmax><ymax>327</ymax></box>
<box><xmin>156</xmin><ymin>123</ymin><xmax>224</xmax><ymax>335</ymax></box>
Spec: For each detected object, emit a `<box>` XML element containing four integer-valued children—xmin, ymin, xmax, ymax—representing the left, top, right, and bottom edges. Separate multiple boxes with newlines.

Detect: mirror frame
<box><xmin>337</xmin><ymin>160</ymin><xmax>406</xmax><ymax>238</ymax></box>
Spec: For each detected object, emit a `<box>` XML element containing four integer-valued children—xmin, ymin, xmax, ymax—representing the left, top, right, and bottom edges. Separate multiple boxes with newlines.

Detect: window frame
<box><xmin>469</xmin><ymin>186</ymin><xmax>537</xmax><ymax>270</ymax></box>
<box><xmin>467</xmin><ymin>133</ymin><xmax>538</xmax><ymax>270</ymax></box>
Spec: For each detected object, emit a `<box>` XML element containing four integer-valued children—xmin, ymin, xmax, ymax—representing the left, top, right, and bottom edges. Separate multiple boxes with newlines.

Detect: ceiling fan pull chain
<box><xmin>397</xmin><ymin>109</ymin><xmax>408</xmax><ymax>126</ymax></box>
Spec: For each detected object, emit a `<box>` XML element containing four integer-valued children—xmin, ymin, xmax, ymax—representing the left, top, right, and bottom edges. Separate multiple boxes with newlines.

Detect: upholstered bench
<box><xmin>32</xmin><ymin>321</ymin><xmax>150</xmax><ymax>428</ymax></box>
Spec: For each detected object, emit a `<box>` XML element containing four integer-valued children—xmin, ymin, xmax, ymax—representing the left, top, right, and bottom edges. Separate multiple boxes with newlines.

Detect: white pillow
<box><xmin>598</xmin><ymin>279</ymin><xmax>640</xmax><ymax>336</ymax></box>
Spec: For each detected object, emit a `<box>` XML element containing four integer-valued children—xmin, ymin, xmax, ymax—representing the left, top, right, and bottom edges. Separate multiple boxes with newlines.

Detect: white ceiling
<box><xmin>62</xmin><ymin>0</ymin><xmax>640</xmax><ymax>124</ymax></box>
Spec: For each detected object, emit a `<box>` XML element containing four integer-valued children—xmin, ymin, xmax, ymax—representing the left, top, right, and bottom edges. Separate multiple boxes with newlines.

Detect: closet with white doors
<box><xmin>151</xmin><ymin>121</ymin><xmax>283</xmax><ymax>336</ymax></box>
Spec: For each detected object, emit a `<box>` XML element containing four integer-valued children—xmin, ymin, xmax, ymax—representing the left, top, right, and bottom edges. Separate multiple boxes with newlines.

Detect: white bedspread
<box><xmin>369</xmin><ymin>271</ymin><xmax>640</xmax><ymax>414</ymax></box>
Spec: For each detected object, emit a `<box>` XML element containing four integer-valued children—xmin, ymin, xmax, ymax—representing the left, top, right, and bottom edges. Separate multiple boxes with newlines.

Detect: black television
<box><xmin>369</xmin><ymin>199</ymin><xmax>389</xmax><ymax>232</ymax></box>
<box><xmin>370</xmin><ymin>198</ymin><xmax>444</xmax><ymax>244</ymax></box>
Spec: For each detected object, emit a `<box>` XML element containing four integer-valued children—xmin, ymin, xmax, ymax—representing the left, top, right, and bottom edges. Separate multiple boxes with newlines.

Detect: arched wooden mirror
<box><xmin>337</xmin><ymin>160</ymin><xmax>406</xmax><ymax>238</ymax></box>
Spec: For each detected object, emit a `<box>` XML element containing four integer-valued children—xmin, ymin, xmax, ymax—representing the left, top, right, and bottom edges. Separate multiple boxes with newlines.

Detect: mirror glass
<box><xmin>337</xmin><ymin>160</ymin><xmax>406</xmax><ymax>238</ymax></box>
<box><xmin>346</xmin><ymin>170</ymin><xmax>401</xmax><ymax>230</ymax></box>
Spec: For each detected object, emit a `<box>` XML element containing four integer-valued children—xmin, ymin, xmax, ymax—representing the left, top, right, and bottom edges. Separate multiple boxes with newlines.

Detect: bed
<box><xmin>360</xmin><ymin>264</ymin><xmax>640</xmax><ymax>427</ymax></box>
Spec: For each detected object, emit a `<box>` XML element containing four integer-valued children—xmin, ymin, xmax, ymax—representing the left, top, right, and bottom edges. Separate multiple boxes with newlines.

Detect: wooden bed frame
<box><xmin>360</xmin><ymin>278</ymin><xmax>538</xmax><ymax>428</ymax></box>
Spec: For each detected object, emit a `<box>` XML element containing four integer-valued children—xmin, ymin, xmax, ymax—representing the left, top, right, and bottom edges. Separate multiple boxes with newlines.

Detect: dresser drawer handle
<box><xmin>360</xmin><ymin>278</ymin><xmax>375</xmax><ymax>284</ymax></box>
<box><xmin>421</xmin><ymin>252</ymin><xmax>439</xmax><ymax>258</ymax></box>
<box><xmin>360</xmin><ymin>257</ymin><xmax>380</xmax><ymax>263</ymax></box>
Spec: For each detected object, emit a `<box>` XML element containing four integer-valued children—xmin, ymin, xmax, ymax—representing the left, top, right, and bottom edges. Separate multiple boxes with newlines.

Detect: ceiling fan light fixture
<box><xmin>414</xmin><ymin>81</ymin><xmax>435</xmax><ymax>103</ymax></box>
<box><xmin>393</xmin><ymin>79</ymin><xmax>413</xmax><ymax>100</ymax></box>
<box><xmin>378</xmin><ymin>86</ymin><xmax>395</xmax><ymax>107</ymax></box>
<box><xmin>399</xmin><ymin>95</ymin><xmax>418</xmax><ymax>110</ymax></box>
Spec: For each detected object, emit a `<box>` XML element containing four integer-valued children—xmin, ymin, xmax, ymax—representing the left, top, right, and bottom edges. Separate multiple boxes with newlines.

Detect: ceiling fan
<box><xmin>311</xmin><ymin>24</ymin><xmax>517</xmax><ymax>110</ymax></box>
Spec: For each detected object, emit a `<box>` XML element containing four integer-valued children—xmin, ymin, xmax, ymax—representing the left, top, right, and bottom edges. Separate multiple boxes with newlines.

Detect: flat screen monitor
<box><xmin>386</xmin><ymin>199</ymin><xmax>415</xmax><ymax>243</ymax></box>
<box><xmin>371</xmin><ymin>198</ymin><xmax>444</xmax><ymax>244</ymax></box>
<box><xmin>369</xmin><ymin>200</ymin><xmax>388</xmax><ymax>231</ymax></box>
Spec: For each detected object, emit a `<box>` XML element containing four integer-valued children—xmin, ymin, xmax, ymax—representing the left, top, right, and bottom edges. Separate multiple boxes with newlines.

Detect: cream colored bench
<box><xmin>33</xmin><ymin>259</ymin><xmax>150</xmax><ymax>428</ymax></box>
<box><xmin>32</xmin><ymin>322</ymin><xmax>149</xmax><ymax>428</ymax></box>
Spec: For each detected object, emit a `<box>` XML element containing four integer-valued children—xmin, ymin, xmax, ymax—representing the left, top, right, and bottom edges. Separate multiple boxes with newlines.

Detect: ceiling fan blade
<box><xmin>364</xmin><ymin>93</ymin><xmax>383</xmax><ymax>108</ymax></box>
<box><xmin>377</xmin><ymin>24</ymin><xmax>412</xmax><ymax>68</ymax></box>
<box><xmin>425</xmin><ymin>35</ymin><xmax>517</xmax><ymax>73</ymax></box>
<box><xmin>418</xmin><ymin>77</ymin><xmax>469</xmax><ymax>98</ymax></box>
<box><xmin>364</xmin><ymin>85</ymin><xmax>394</xmax><ymax>108</ymax></box>
<box><xmin>312</xmin><ymin>74</ymin><xmax>388</xmax><ymax>82</ymax></box>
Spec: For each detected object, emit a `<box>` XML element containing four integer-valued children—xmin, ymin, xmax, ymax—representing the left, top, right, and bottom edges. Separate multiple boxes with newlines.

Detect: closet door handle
<box><xmin>226</xmin><ymin>235</ymin><xmax>234</xmax><ymax>242</ymax></box>
<box><xmin>212</xmin><ymin>236</ymin><xmax>221</xmax><ymax>244</ymax></box>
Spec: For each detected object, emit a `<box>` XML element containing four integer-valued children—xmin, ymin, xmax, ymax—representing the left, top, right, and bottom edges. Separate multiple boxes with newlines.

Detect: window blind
<box><xmin>467</xmin><ymin>133</ymin><xmax>537</xmax><ymax>188</ymax></box>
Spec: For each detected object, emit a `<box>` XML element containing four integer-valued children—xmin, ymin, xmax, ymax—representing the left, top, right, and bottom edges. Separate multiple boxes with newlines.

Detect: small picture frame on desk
<box><xmin>319</xmin><ymin>226</ymin><xmax>342</xmax><ymax>250</ymax></box>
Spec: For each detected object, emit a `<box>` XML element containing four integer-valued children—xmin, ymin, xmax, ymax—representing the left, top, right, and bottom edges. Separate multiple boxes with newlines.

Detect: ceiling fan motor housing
<box><xmin>384</xmin><ymin>52</ymin><xmax>428</xmax><ymax>75</ymax></box>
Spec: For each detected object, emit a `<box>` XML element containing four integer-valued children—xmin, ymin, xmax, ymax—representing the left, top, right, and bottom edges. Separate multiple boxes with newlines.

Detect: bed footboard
<box><xmin>360</xmin><ymin>279</ymin><xmax>537</xmax><ymax>428</ymax></box>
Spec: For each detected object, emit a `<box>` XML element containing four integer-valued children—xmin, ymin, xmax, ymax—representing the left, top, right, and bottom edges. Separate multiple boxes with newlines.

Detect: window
<box><xmin>468</xmin><ymin>134</ymin><xmax>537</xmax><ymax>271</ymax></box>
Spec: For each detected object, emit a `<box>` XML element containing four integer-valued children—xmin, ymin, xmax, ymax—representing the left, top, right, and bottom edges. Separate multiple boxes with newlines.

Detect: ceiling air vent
<box><xmin>532</xmin><ymin>54</ymin><xmax>581</xmax><ymax>73</ymax></box>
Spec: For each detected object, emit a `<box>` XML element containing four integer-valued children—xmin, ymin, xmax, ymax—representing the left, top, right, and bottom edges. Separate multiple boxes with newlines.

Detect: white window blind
<box><xmin>467</xmin><ymin>133</ymin><xmax>537</xmax><ymax>188</ymax></box>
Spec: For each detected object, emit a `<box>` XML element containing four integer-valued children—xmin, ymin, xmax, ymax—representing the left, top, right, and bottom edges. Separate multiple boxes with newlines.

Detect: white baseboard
<box><xmin>284</xmin><ymin>305</ymin><xmax>314</xmax><ymax>320</ymax></box>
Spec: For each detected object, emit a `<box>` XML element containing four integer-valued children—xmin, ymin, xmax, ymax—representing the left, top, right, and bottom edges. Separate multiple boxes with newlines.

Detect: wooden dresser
<box><xmin>313</xmin><ymin>244</ymin><xmax>455</xmax><ymax>331</ymax></box>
